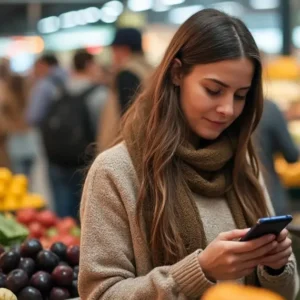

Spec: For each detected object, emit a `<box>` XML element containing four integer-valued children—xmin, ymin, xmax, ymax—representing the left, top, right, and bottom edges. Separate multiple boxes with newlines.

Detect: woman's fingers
<box><xmin>277</xmin><ymin>229</ymin><xmax>289</xmax><ymax>242</ymax></box>
<box><xmin>261</xmin><ymin>247</ymin><xmax>292</xmax><ymax>264</ymax></box>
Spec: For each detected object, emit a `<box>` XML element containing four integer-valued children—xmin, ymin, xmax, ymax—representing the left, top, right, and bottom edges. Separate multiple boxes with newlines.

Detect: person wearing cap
<box><xmin>97</xmin><ymin>27</ymin><xmax>153</xmax><ymax>152</ymax></box>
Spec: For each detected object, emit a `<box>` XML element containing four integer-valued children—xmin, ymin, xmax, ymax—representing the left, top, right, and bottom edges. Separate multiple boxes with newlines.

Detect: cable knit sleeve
<box><xmin>78</xmin><ymin>144</ymin><xmax>214</xmax><ymax>300</ymax></box>
<box><xmin>258</xmin><ymin>174</ymin><xmax>299</xmax><ymax>300</ymax></box>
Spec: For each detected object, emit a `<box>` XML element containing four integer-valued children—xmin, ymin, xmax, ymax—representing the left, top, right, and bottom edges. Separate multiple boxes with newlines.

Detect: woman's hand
<box><xmin>198</xmin><ymin>229</ymin><xmax>277</xmax><ymax>281</ymax></box>
<box><xmin>260</xmin><ymin>229</ymin><xmax>292</xmax><ymax>270</ymax></box>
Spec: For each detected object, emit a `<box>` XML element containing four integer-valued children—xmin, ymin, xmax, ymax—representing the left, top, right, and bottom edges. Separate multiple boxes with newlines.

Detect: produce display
<box><xmin>0</xmin><ymin>239</ymin><xmax>79</xmax><ymax>300</ymax></box>
<box><xmin>16</xmin><ymin>209</ymin><xmax>80</xmax><ymax>249</ymax></box>
<box><xmin>0</xmin><ymin>168</ymin><xmax>45</xmax><ymax>212</ymax></box>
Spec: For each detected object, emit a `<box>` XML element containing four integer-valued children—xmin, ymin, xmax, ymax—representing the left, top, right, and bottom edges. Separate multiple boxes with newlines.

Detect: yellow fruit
<box><xmin>8</xmin><ymin>185</ymin><xmax>26</xmax><ymax>198</ymax></box>
<box><xmin>22</xmin><ymin>194</ymin><xmax>45</xmax><ymax>209</ymax></box>
<box><xmin>0</xmin><ymin>168</ymin><xmax>12</xmax><ymax>184</ymax></box>
<box><xmin>12</xmin><ymin>174</ymin><xmax>28</xmax><ymax>188</ymax></box>
<box><xmin>2</xmin><ymin>196</ymin><xmax>19</xmax><ymax>211</ymax></box>
<box><xmin>202</xmin><ymin>282</ymin><xmax>284</xmax><ymax>300</ymax></box>
<box><xmin>0</xmin><ymin>183</ymin><xmax>7</xmax><ymax>198</ymax></box>
<box><xmin>0</xmin><ymin>288</ymin><xmax>17</xmax><ymax>300</ymax></box>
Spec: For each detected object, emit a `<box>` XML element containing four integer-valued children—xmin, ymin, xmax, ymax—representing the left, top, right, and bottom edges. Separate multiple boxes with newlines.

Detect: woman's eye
<box><xmin>234</xmin><ymin>94</ymin><xmax>246</xmax><ymax>101</ymax></box>
<box><xmin>205</xmin><ymin>88</ymin><xmax>221</xmax><ymax>96</ymax></box>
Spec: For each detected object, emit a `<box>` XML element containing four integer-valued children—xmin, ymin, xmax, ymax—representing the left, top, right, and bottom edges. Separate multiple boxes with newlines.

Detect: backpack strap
<box><xmin>78</xmin><ymin>84</ymin><xmax>100</xmax><ymax>144</ymax></box>
<box><xmin>78</xmin><ymin>84</ymin><xmax>99</xmax><ymax>99</ymax></box>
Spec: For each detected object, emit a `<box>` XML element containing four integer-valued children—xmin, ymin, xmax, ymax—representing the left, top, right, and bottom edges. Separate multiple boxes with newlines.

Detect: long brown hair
<box><xmin>121</xmin><ymin>9</ymin><xmax>269</xmax><ymax>263</ymax></box>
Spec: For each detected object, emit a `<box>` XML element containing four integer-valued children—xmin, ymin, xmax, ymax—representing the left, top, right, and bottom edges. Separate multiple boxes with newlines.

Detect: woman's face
<box><xmin>178</xmin><ymin>58</ymin><xmax>254</xmax><ymax>141</ymax></box>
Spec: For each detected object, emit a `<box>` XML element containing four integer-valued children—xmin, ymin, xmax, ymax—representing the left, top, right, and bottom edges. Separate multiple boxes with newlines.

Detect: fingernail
<box><xmin>268</xmin><ymin>234</ymin><xmax>275</xmax><ymax>241</ymax></box>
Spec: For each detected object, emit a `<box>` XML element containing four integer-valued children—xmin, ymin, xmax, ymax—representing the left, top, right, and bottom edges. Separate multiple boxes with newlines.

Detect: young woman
<box><xmin>78</xmin><ymin>9</ymin><xmax>299</xmax><ymax>300</ymax></box>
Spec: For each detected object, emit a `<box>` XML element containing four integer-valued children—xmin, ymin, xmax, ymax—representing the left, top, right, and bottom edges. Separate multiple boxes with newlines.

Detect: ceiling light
<box><xmin>38</xmin><ymin>16</ymin><xmax>60</xmax><ymax>34</ymax></box>
<box><xmin>60</xmin><ymin>12</ymin><xmax>77</xmax><ymax>28</ymax></box>
<box><xmin>72</xmin><ymin>11</ymin><xmax>87</xmax><ymax>26</ymax></box>
<box><xmin>169</xmin><ymin>5</ymin><xmax>204</xmax><ymax>24</ymax></box>
<box><xmin>103</xmin><ymin>1</ymin><xmax>124</xmax><ymax>16</ymax></box>
<box><xmin>128</xmin><ymin>0</ymin><xmax>153</xmax><ymax>12</ymax></box>
<box><xmin>81</xmin><ymin>7</ymin><xmax>102</xmax><ymax>23</ymax></box>
<box><xmin>153</xmin><ymin>5</ymin><xmax>169</xmax><ymax>12</ymax></box>
<box><xmin>101</xmin><ymin>7</ymin><xmax>119</xmax><ymax>23</ymax></box>
<box><xmin>210</xmin><ymin>2</ymin><xmax>244</xmax><ymax>16</ymax></box>
<box><xmin>162</xmin><ymin>0</ymin><xmax>184</xmax><ymax>5</ymax></box>
<box><xmin>250</xmin><ymin>0</ymin><xmax>280</xmax><ymax>10</ymax></box>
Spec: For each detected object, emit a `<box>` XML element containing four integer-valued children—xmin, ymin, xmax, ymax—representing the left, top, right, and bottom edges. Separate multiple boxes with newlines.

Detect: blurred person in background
<box><xmin>0</xmin><ymin>74</ymin><xmax>38</xmax><ymax>177</ymax></box>
<box><xmin>26</xmin><ymin>54</ymin><xmax>67</xmax><ymax>126</ymax></box>
<box><xmin>97</xmin><ymin>27</ymin><xmax>153</xmax><ymax>151</ymax></box>
<box><xmin>42</xmin><ymin>49</ymin><xmax>107</xmax><ymax>219</ymax></box>
<box><xmin>0</xmin><ymin>59</ymin><xmax>12</xmax><ymax>168</ymax></box>
<box><xmin>256</xmin><ymin>99</ymin><xmax>299</xmax><ymax>215</ymax></box>
<box><xmin>67</xmin><ymin>49</ymin><xmax>108</xmax><ymax>131</ymax></box>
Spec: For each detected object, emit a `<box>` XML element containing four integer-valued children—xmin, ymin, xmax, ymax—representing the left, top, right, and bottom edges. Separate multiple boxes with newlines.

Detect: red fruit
<box><xmin>28</xmin><ymin>222</ymin><xmax>45</xmax><ymax>239</ymax></box>
<box><xmin>58</xmin><ymin>235</ymin><xmax>79</xmax><ymax>247</ymax></box>
<box><xmin>36</xmin><ymin>210</ymin><xmax>57</xmax><ymax>228</ymax></box>
<box><xmin>66</xmin><ymin>245</ymin><xmax>79</xmax><ymax>266</ymax></box>
<box><xmin>51</xmin><ymin>265</ymin><xmax>73</xmax><ymax>287</ymax></box>
<box><xmin>39</xmin><ymin>238</ymin><xmax>51</xmax><ymax>250</ymax></box>
<box><xmin>17</xmin><ymin>208</ymin><xmax>37</xmax><ymax>225</ymax></box>
<box><xmin>49</xmin><ymin>287</ymin><xmax>70</xmax><ymax>300</ymax></box>
<box><xmin>57</xmin><ymin>217</ymin><xmax>76</xmax><ymax>234</ymax></box>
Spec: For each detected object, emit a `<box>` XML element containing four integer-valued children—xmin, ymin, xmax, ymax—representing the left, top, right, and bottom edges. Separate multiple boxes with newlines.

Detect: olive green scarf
<box><xmin>124</xmin><ymin>117</ymin><xmax>258</xmax><ymax>287</ymax></box>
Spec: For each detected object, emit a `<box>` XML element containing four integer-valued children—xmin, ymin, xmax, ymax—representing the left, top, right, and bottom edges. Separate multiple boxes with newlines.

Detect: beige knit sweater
<box><xmin>78</xmin><ymin>143</ymin><xmax>299</xmax><ymax>300</ymax></box>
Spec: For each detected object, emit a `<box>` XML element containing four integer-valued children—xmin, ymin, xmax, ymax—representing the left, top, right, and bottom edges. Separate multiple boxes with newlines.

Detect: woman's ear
<box><xmin>171</xmin><ymin>58</ymin><xmax>183</xmax><ymax>86</ymax></box>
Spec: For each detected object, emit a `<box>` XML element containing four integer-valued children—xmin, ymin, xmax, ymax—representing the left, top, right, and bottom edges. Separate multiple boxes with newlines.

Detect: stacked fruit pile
<box><xmin>16</xmin><ymin>209</ymin><xmax>80</xmax><ymax>249</ymax></box>
<box><xmin>0</xmin><ymin>168</ymin><xmax>45</xmax><ymax>212</ymax></box>
<box><xmin>0</xmin><ymin>239</ymin><xmax>79</xmax><ymax>300</ymax></box>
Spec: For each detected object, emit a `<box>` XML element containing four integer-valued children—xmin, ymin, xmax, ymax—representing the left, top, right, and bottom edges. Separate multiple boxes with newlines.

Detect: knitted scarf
<box><xmin>124</xmin><ymin>113</ymin><xmax>258</xmax><ymax>287</ymax></box>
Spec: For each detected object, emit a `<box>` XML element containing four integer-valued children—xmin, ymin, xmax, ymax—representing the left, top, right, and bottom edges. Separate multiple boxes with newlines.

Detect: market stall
<box><xmin>0</xmin><ymin>168</ymin><xmax>80</xmax><ymax>300</ymax></box>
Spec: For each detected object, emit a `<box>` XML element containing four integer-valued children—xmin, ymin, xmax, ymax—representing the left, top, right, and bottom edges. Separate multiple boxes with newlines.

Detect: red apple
<box><xmin>40</xmin><ymin>237</ymin><xmax>51</xmax><ymax>250</ymax></box>
<box><xmin>57</xmin><ymin>218</ymin><xmax>76</xmax><ymax>234</ymax></box>
<box><xmin>56</xmin><ymin>235</ymin><xmax>79</xmax><ymax>247</ymax></box>
<box><xmin>17</xmin><ymin>209</ymin><xmax>37</xmax><ymax>225</ymax></box>
<box><xmin>36</xmin><ymin>210</ymin><xmax>57</xmax><ymax>228</ymax></box>
<box><xmin>28</xmin><ymin>222</ymin><xmax>45</xmax><ymax>239</ymax></box>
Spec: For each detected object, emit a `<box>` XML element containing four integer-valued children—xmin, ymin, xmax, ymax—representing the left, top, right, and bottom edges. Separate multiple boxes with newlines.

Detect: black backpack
<box><xmin>41</xmin><ymin>84</ymin><xmax>98</xmax><ymax>168</ymax></box>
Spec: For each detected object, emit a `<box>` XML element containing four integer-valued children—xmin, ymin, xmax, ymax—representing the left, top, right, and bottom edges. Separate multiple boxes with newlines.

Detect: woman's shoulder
<box><xmin>89</xmin><ymin>142</ymin><xmax>136</xmax><ymax>182</ymax></box>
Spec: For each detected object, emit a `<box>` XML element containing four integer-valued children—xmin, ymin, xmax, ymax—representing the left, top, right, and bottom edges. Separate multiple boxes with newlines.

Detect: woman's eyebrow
<box><xmin>205</xmin><ymin>78</ymin><xmax>250</xmax><ymax>90</ymax></box>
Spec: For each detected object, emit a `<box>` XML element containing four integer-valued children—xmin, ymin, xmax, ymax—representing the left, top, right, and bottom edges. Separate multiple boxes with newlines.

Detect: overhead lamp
<box><xmin>152</xmin><ymin>5</ymin><xmax>169</xmax><ymax>12</ymax></box>
<box><xmin>250</xmin><ymin>0</ymin><xmax>280</xmax><ymax>10</ymax></box>
<box><xmin>169</xmin><ymin>5</ymin><xmax>204</xmax><ymax>24</ymax></box>
<box><xmin>38</xmin><ymin>16</ymin><xmax>60</xmax><ymax>34</ymax></box>
<box><xmin>60</xmin><ymin>12</ymin><xmax>77</xmax><ymax>28</ymax></box>
<box><xmin>128</xmin><ymin>0</ymin><xmax>153</xmax><ymax>12</ymax></box>
<box><xmin>152</xmin><ymin>0</ymin><xmax>169</xmax><ymax>12</ymax></box>
<box><xmin>210</xmin><ymin>1</ymin><xmax>244</xmax><ymax>16</ymax></box>
<box><xmin>101</xmin><ymin>7</ymin><xmax>119</xmax><ymax>23</ymax></box>
<box><xmin>103</xmin><ymin>1</ymin><xmax>124</xmax><ymax>16</ymax></box>
<box><xmin>81</xmin><ymin>7</ymin><xmax>102</xmax><ymax>24</ymax></box>
<box><xmin>162</xmin><ymin>0</ymin><xmax>185</xmax><ymax>5</ymax></box>
<box><xmin>72</xmin><ymin>11</ymin><xmax>87</xmax><ymax>26</ymax></box>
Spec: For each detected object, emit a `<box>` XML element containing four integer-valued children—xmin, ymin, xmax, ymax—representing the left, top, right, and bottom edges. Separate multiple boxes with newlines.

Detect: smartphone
<box><xmin>240</xmin><ymin>215</ymin><xmax>293</xmax><ymax>242</ymax></box>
